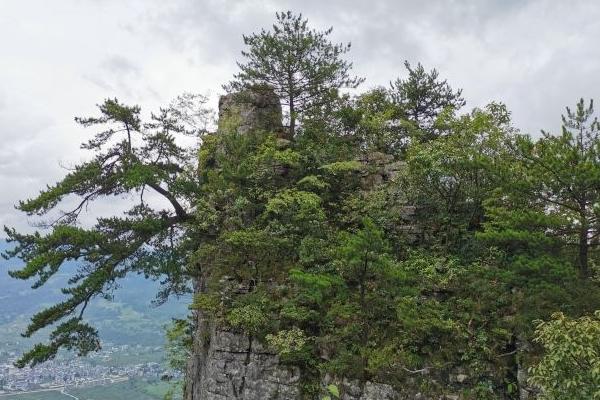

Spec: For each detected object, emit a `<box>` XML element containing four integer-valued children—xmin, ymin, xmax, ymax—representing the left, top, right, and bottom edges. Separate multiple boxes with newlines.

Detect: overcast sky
<box><xmin>2</xmin><ymin>0</ymin><xmax>600</xmax><ymax>232</ymax></box>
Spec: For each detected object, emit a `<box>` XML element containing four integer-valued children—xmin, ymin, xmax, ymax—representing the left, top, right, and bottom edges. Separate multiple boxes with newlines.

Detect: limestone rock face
<box><xmin>185</xmin><ymin>86</ymin><xmax>403</xmax><ymax>400</ymax></box>
<box><xmin>189</xmin><ymin>327</ymin><xmax>302</xmax><ymax>400</ymax></box>
<box><xmin>338</xmin><ymin>380</ymin><xmax>399</xmax><ymax>400</ymax></box>
<box><xmin>186</xmin><ymin>86</ymin><xmax>299</xmax><ymax>400</ymax></box>
<box><xmin>358</xmin><ymin>151</ymin><xmax>403</xmax><ymax>188</ymax></box>
<box><xmin>187</xmin><ymin>326</ymin><xmax>400</xmax><ymax>400</ymax></box>
<box><xmin>218</xmin><ymin>87</ymin><xmax>285</xmax><ymax>137</ymax></box>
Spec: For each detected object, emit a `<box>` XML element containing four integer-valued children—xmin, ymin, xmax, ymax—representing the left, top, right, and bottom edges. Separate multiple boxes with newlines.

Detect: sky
<box><xmin>2</xmin><ymin>0</ymin><xmax>600</xmax><ymax>232</ymax></box>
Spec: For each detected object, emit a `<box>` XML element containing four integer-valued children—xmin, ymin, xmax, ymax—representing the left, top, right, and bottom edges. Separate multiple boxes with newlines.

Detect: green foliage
<box><xmin>265</xmin><ymin>327</ymin><xmax>309</xmax><ymax>358</ymax></box>
<box><xmin>226</xmin><ymin>11</ymin><xmax>364</xmax><ymax>136</ymax></box>
<box><xmin>265</xmin><ymin>189</ymin><xmax>325</xmax><ymax>236</ymax></box>
<box><xmin>190</xmin><ymin>293</ymin><xmax>221</xmax><ymax>315</ymax></box>
<box><xmin>482</xmin><ymin>99</ymin><xmax>600</xmax><ymax>278</ymax></box>
<box><xmin>337</xmin><ymin>62</ymin><xmax>466</xmax><ymax>156</ymax></box>
<box><xmin>165</xmin><ymin>319</ymin><xmax>192</xmax><ymax>373</ymax></box>
<box><xmin>341</xmin><ymin>87</ymin><xmax>405</xmax><ymax>154</ymax></box>
<box><xmin>402</xmin><ymin>103</ymin><xmax>512</xmax><ymax>251</ymax></box>
<box><xmin>3</xmin><ymin>94</ymin><xmax>211</xmax><ymax>366</ymax></box>
<box><xmin>297</xmin><ymin>175</ymin><xmax>329</xmax><ymax>192</ymax></box>
<box><xmin>390</xmin><ymin>61</ymin><xmax>465</xmax><ymax>142</ymax></box>
<box><xmin>227</xmin><ymin>300</ymin><xmax>270</xmax><ymax>335</ymax></box>
<box><xmin>320</xmin><ymin>160</ymin><xmax>363</xmax><ymax>175</ymax></box>
<box><xmin>529</xmin><ymin>311</ymin><xmax>600</xmax><ymax>399</ymax></box>
<box><xmin>14</xmin><ymin>318</ymin><xmax>99</xmax><ymax>368</ymax></box>
<box><xmin>322</xmin><ymin>383</ymin><xmax>340</xmax><ymax>400</ymax></box>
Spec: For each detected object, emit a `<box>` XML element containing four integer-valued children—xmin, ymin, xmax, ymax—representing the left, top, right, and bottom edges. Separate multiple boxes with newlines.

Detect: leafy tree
<box><xmin>487</xmin><ymin>99</ymin><xmax>600</xmax><ymax>278</ymax></box>
<box><xmin>2</xmin><ymin>95</ymin><xmax>210</xmax><ymax>367</ymax></box>
<box><xmin>337</xmin><ymin>63</ymin><xmax>465</xmax><ymax>157</ymax></box>
<box><xmin>529</xmin><ymin>311</ymin><xmax>600</xmax><ymax>399</ymax></box>
<box><xmin>338</xmin><ymin>87</ymin><xmax>406</xmax><ymax>155</ymax></box>
<box><xmin>165</xmin><ymin>318</ymin><xmax>193</xmax><ymax>373</ymax></box>
<box><xmin>390</xmin><ymin>61</ymin><xmax>465</xmax><ymax>143</ymax></box>
<box><xmin>227</xmin><ymin>11</ymin><xmax>364</xmax><ymax>137</ymax></box>
<box><xmin>324</xmin><ymin>219</ymin><xmax>400</xmax><ymax>380</ymax></box>
<box><xmin>401</xmin><ymin>103</ymin><xmax>512</xmax><ymax>251</ymax></box>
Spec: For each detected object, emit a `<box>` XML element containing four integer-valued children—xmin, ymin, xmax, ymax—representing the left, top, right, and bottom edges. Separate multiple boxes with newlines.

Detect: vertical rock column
<box><xmin>217</xmin><ymin>86</ymin><xmax>285</xmax><ymax>137</ymax></box>
<box><xmin>184</xmin><ymin>87</ymin><xmax>301</xmax><ymax>400</ymax></box>
<box><xmin>184</xmin><ymin>87</ymin><xmax>402</xmax><ymax>400</ymax></box>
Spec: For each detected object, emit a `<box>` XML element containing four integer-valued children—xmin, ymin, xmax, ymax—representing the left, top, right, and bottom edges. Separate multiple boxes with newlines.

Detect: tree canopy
<box><xmin>3</xmin><ymin>95</ymin><xmax>210</xmax><ymax>366</ymax></box>
<box><xmin>226</xmin><ymin>11</ymin><xmax>364</xmax><ymax>137</ymax></box>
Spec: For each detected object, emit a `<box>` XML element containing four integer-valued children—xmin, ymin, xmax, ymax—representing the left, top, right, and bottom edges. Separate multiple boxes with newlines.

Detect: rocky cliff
<box><xmin>184</xmin><ymin>87</ymin><xmax>298</xmax><ymax>400</ymax></box>
<box><xmin>183</xmin><ymin>87</ymin><xmax>522</xmax><ymax>400</ymax></box>
<box><xmin>184</xmin><ymin>87</ymin><xmax>413</xmax><ymax>400</ymax></box>
<box><xmin>185</xmin><ymin>325</ymin><xmax>302</xmax><ymax>399</ymax></box>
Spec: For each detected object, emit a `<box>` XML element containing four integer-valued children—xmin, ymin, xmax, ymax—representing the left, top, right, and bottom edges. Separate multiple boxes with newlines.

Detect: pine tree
<box><xmin>490</xmin><ymin>99</ymin><xmax>600</xmax><ymax>278</ymax></box>
<box><xmin>390</xmin><ymin>61</ymin><xmax>465</xmax><ymax>142</ymax></box>
<box><xmin>226</xmin><ymin>11</ymin><xmax>364</xmax><ymax>137</ymax></box>
<box><xmin>2</xmin><ymin>95</ymin><xmax>210</xmax><ymax>366</ymax></box>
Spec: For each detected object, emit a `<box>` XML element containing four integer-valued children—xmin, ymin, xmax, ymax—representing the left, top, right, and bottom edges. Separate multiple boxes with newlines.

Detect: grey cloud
<box><xmin>0</xmin><ymin>108</ymin><xmax>54</xmax><ymax>143</ymax></box>
<box><xmin>83</xmin><ymin>55</ymin><xmax>160</xmax><ymax>102</ymax></box>
<box><xmin>101</xmin><ymin>55</ymin><xmax>141</xmax><ymax>77</ymax></box>
<box><xmin>2</xmin><ymin>0</ymin><xmax>600</xmax><ymax>232</ymax></box>
<box><xmin>82</xmin><ymin>74</ymin><xmax>116</xmax><ymax>92</ymax></box>
<box><xmin>142</xmin><ymin>0</ymin><xmax>273</xmax><ymax>64</ymax></box>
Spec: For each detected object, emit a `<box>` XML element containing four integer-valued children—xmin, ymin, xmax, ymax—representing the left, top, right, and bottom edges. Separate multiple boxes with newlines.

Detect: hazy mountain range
<box><xmin>0</xmin><ymin>240</ymin><xmax>189</xmax><ymax>358</ymax></box>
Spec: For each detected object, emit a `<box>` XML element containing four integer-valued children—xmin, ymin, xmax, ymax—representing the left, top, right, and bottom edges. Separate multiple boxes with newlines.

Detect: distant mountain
<box><xmin>0</xmin><ymin>240</ymin><xmax>189</xmax><ymax>355</ymax></box>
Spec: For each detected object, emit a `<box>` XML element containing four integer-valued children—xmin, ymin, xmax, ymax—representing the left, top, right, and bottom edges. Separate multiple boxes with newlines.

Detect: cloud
<box><xmin>101</xmin><ymin>55</ymin><xmax>141</xmax><ymax>77</ymax></box>
<box><xmin>83</xmin><ymin>54</ymin><xmax>159</xmax><ymax>100</ymax></box>
<box><xmin>137</xmin><ymin>0</ymin><xmax>600</xmax><ymax>134</ymax></box>
<box><xmin>1</xmin><ymin>0</ymin><xmax>600</xmax><ymax>233</ymax></box>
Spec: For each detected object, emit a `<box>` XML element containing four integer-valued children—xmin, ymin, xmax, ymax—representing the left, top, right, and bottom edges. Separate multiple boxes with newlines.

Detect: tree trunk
<box><xmin>578</xmin><ymin>221</ymin><xmax>590</xmax><ymax>279</ymax></box>
<box><xmin>289</xmin><ymin>95</ymin><xmax>295</xmax><ymax>138</ymax></box>
<box><xmin>359</xmin><ymin>253</ymin><xmax>369</xmax><ymax>381</ymax></box>
<box><xmin>184</xmin><ymin>275</ymin><xmax>210</xmax><ymax>400</ymax></box>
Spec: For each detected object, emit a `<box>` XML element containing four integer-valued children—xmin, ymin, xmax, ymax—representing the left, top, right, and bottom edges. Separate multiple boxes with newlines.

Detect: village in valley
<box><xmin>0</xmin><ymin>343</ymin><xmax>179</xmax><ymax>396</ymax></box>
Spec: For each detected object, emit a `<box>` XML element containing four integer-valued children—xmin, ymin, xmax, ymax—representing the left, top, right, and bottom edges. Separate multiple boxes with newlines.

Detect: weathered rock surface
<box><xmin>187</xmin><ymin>325</ymin><xmax>401</xmax><ymax>400</ymax></box>
<box><xmin>218</xmin><ymin>87</ymin><xmax>285</xmax><ymax>138</ymax></box>
<box><xmin>338</xmin><ymin>380</ymin><xmax>399</xmax><ymax>400</ymax></box>
<box><xmin>358</xmin><ymin>151</ymin><xmax>405</xmax><ymax>187</ymax></box>
<box><xmin>184</xmin><ymin>86</ymin><xmax>465</xmax><ymax>400</ymax></box>
<box><xmin>190</xmin><ymin>327</ymin><xmax>302</xmax><ymax>400</ymax></box>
